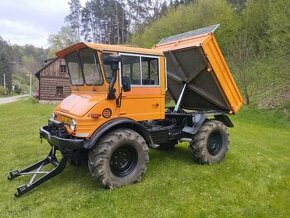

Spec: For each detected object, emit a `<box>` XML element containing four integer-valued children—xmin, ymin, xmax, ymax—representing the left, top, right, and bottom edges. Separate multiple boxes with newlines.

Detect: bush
<box><xmin>27</xmin><ymin>97</ymin><xmax>38</xmax><ymax>104</ymax></box>
<box><xmin>0</xmin><ymin>86</ymin><xmax>8</xmax><ymax>95</ymax></box>
<box><xmin>14</xmin><ymin>84</ymin><xmax>22</xmax><ymax>94</ymax></box>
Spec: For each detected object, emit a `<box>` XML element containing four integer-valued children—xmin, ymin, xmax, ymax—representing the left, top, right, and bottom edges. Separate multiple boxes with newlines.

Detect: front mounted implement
<box><xmin>8</xmin><ymin>145</ymin><xmax>67</xmax><ymax>197</ymax></box>
<box><xmin>8</xmin><ymin>119</ymin><xmax>84</xmax><ymax>197</ymax></box>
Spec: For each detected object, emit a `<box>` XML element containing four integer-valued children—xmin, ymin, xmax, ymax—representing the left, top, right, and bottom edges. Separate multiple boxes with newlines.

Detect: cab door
<box><xmin>118</xmin><ymin>53</ymin><xmax>165</xmax><ymax>121</ymax></box>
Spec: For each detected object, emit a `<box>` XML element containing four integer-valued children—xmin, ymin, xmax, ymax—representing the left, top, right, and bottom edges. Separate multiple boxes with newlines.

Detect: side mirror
<box><xmin>103</xmin><ymin>55</ymin><xmax>121</xmax><ymax>72</ymax></box>
<box><xmin>105</xmin><ymin>55</ymin><xmax>121</xmax><ymax>100</ymax></box>
<box><xmin>122</xmin><ymin>76</ymin><xmax>131</xmax><ymax>92</ymax></box>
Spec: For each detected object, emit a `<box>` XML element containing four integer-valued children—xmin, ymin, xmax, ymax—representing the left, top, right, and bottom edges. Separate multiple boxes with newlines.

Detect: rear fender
<box><xmin>214</xmin><ymin>115</ymin><xmax>234</xmax><ymax>127</ymax></box>
<box><xmin>84</xmin><ymin>118</ymin><xmax>153</xmax><ymax>149</ymax></box>
<box><xmin>182</xmin><ymin>114</ymin><xmax>233</xmax><ymax>136</ymax></box>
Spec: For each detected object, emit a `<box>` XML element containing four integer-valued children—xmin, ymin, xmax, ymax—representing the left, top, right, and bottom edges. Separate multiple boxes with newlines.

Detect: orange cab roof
<box><xmin>56</xmin><ymin>42</ymin><xmax>164</xmax><ymax>58</ymax></box>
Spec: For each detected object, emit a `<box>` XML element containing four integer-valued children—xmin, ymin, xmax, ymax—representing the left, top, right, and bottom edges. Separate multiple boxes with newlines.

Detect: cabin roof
<box><xmin>56</xmin><ymin>42</ymin><xmax>164</xmax><ymax>58</ymax></box>
<box><xmin>35</xmin><ymin>58</ymin><xmax>58</xmax><ymax>79</ymax></box>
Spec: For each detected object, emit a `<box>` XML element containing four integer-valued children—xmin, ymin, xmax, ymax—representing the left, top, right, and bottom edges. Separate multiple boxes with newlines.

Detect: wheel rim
<box><xmin>110</xmin><ymin>145</ymin><xmax>138</xmax><ymax>177</ymax></box>
<box><xmin>207</xmin><ymin>131</ymin><xmax>223</xmax><ymax>156</ymax></box>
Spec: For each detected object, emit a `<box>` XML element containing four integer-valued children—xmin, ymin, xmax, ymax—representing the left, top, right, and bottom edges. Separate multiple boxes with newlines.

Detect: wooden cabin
<box><xmin>35</xmin><ymin>58</ymin><xmax>71</xmax><ymax>102</ymax></box>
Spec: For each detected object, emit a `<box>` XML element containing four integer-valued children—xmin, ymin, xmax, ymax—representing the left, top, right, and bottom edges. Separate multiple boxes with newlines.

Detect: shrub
<box><xmin>0</xmin><ymin>86</ymin><xmax>8</xmax><ymax>95</ymax></box>
<box><xmin>14</xmin><ymin>84</ymin><xmax>22</xmax><ymax>94</ymax></box>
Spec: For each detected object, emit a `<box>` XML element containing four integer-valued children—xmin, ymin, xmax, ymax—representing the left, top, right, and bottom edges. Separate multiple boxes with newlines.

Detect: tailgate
<box><xmin>153</xmin><ymin>24</ymin><xmax>243</xmax><ymax>114</ymax></box>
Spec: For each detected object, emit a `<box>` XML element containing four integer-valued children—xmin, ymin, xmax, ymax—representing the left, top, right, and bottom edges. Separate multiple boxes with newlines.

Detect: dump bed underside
<box><xmin>154</xmin><ymin>25</ymin><xmax>243</xmax><ymax>114</ymax></box>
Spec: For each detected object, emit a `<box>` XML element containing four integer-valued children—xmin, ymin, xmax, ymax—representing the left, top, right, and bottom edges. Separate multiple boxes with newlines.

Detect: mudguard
<box><xmin>84</xmin><ymin>118</ymin><xmax>154</xmax><ymax>149</ymax></box>
<box><xmin>214</xmin><ymin>115</ymin><xmax>234</xmax><ymax>127</ymax></box>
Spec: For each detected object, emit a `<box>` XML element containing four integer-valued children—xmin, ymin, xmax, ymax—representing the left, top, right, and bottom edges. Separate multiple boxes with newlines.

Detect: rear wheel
<box><xmin>189</xmin><ymin>120</ymin><xmax>229</xmax><ymax>164</ymax></box>
<box><xmin>88</xmin><ymin>128</ymin><xmax>149</xmax><ymax>188</ymax></box>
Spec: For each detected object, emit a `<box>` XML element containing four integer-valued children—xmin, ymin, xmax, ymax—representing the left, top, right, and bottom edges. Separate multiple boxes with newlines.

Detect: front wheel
<box><xmin>189</xmin><ymin>120</ymin><xmax>229</xmax><ymax>164</ymax></box>
<box><xmin>88</xmin><ymin>128</ymin><xmax>149</xmax><ymax>189</ymax></box>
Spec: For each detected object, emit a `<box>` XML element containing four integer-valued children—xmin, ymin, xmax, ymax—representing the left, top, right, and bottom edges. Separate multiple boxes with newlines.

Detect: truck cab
<box><xmin>53</xmin><ymin>43</ymin><xmax>166</xmax><ymax>139</ymax></box>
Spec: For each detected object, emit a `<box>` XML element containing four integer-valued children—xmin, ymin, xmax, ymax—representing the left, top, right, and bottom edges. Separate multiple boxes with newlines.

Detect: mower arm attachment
<box><xmin>8</xmin><ymin>146</ymin><xmax>67</xmax><ymax>197</ymax></box>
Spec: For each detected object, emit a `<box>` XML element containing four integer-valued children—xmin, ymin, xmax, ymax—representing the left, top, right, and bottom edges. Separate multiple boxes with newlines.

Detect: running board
<box><xmin>8</xmin><ymin>146</ymin><xmax>67</xmax><ymax>197</ymax></box>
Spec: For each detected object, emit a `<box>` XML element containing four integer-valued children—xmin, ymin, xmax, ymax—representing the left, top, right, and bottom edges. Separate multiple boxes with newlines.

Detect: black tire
<box><xmin>157</xmin><ymin>140</ymin><xmax>178</xmax><ymax>150</ymax></box>
<box><xmin>88</xmin><ymin>128</ymin><xmax>149</xmax><ymax>189</ymax></box>
<box><xmin>189</xmin><ymin>120</ymin><xmax>229</xmax><ymax>165</ymax></box>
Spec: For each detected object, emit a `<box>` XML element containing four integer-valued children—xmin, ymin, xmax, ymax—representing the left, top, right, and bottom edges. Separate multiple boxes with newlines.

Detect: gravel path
<box><xmin>0</xmin><ymin>94</ymin><xmax>29</xmax><ymax>105</ymax></box>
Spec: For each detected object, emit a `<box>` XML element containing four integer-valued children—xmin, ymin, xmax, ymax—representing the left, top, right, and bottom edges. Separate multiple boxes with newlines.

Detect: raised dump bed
<box><xmin>154</xmin><ymin>24</ymin><xmax>243</xmax><ymax>114</ymax></box>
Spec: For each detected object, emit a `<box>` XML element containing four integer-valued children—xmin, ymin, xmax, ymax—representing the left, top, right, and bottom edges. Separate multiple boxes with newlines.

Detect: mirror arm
<box><xmin>107</xmin><ymin>70</ymin><xmax>117</xmax><ymax>100</ymax></box>
<box><xmin>116</xmin><ymin>87</ymin><xmax>123</xmax><ymax>107</ymax></box>
<box><xmin>105</xmin><ymin>55</ymin><xmax>121</xmax><ymax>100</ymax></box>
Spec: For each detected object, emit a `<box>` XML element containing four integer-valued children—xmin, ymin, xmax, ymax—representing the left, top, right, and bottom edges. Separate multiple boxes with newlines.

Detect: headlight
<box><xmin>50</xmin><ymin>112</ymin><xmax>56</xmax><ymax>120</ymax></box>
<box><xmin>70</xmin><ymin>119</ymin><xmax>77</xmax><ymax>131</ymax></box>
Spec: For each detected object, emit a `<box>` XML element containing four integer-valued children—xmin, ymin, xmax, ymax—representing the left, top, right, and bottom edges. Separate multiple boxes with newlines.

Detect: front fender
<box><xmin>84</xmin><ymin>118</ymin><xmax>153</xmax><ymax>149</ymax></box>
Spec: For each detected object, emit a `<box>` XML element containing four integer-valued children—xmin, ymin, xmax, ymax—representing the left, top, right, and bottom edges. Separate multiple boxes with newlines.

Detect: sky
<box><xmin>0</xmin><ymin>0</ymin><xmax>88</xmax><ymax>48</ymax></box>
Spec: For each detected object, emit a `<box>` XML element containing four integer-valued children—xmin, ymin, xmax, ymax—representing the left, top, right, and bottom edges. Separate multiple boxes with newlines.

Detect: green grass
<box><xmin>0</xmin><ymin>101</ymin><xmax>290</xmax><ymax>217</ymax></box>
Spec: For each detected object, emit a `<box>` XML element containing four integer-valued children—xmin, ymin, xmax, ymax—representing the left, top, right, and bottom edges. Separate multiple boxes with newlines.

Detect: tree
<box><xmin>160</xmin><ymin>1</ymin><xmax>168</xmax><ymax>16</ymax></box>
<box><xmin>22</xmin><ymin>55</ymin><xmax>39</xmax><ymax>96</ymax></box>
<box><xmin>64</xmin><ymin>0</ymin><xmax>170</xmax><ymax>44</ymax></box>
<box><xmin>79</xmin><ymin>0</ymin><xmax>129</xmax><ymax>44</ymax></box>
<box><xmin>267</xmin><ymin>0</ymin><xmax>290</xmax><ymax>55</ymax></box>
<box><xmin>81</xmin><ymin>2</ymin><xmax>94</xmax><ymax>42</ymax></box>
<box><xmin>0</xmin><ymin>37</ymin><xmax>13</xmax><ymax>91</ymax></box>
<box><xmin>131</xmin><ymin>0</ymin><xmax>239</xmax><ymax>48</ymax></box>
<box><xmin>226</xmin><ymin>0</ymin><xmax>247</xmax><ymax>11</ymax></box>
<box><xmin>227</xmin><ymin>31</ymin><xmax>257</xmax><ymax>104</ymax></box>
<box><xmin>65</xmin><ymin>0</ymin><xmax>82</xmax><ymax>40</ymax></box>
<box><xmin>48</xmin><ymin>26</ymin><xmax>79</xmax><ymax>57</ymax></box>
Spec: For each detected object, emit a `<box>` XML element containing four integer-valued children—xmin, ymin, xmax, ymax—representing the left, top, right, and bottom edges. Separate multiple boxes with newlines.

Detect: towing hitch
<box><xmin>8</xmin><ymin>146</ymin><xmax>67</xmax><ymax>197</ymax></box>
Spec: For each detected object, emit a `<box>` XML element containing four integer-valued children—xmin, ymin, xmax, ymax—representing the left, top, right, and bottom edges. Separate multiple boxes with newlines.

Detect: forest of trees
<box><xmin>0</xmin><ymin>0</ymin><xmax>289</xmax><ymax>110</ymax></box>
<box><xmin>59</xmin><ymin>0</ymin><xmax>169</xmax><ymax>44</ymax></box>
<box><xmin>61</xmin><ymin>0</ymin><xmax>247</xmax><ymax>45</ymax></box>
<box><xmin>0</xmin><ymin>37</ymin><xmax>48</xmax><ymax>94</ymax></box>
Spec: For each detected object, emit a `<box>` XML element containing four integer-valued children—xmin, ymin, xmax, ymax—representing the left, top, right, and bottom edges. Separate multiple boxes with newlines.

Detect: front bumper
<box><xmin>40</xmin><ymin>125</ymin><xmax>84</xmax><ymax>150</ymax></box>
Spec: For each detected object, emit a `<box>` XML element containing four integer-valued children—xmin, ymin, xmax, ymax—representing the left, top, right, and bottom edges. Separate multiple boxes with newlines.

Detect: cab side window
<box><xmin>121</xmin><ymin>54</ymin><xmax>159</xmax><ymax>86</ymax></box>
<box><xmin>121</xmin><ymin>55</ymin><xmax>141</xmax><ymax>85</ymax></box>
<box><xmin>141</xmin><ymin>57</ymin><xmax>159</xmax><ymax>85</ymax></box>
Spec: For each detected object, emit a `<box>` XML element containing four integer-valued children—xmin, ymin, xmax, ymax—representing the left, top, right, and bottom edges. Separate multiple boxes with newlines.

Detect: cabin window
<box><xmin>80</xmin><ymin>48</ymin><xmax>103</xmax><ymax>85</ymax></box>
<box><xmin>66</xmin><ymin>52</ymin><xmax>84</xmax><ymax>85</ymax></box>
<box><xmin>141</xmin><ymin>57</ymin><xmax>159</xmax><ymax>85</ymax></box>
<box><xmin>121</xmin><ymin>55</ymin><xmax>141</xmax><ymax>85</ymax></box>
<box><xmin>55</xmin><ymin>86</ymin><xmax>63</xmax><ymax>97</ymax></box>
<box><xmin>120</xmin><ymin>54</ymin><xmax>159</xmax><ymax>86</ymax></box>
<box><xmin>60</xmin><ymin>65</ymin><xmax>66</xmax><ymax>73</ymax></box>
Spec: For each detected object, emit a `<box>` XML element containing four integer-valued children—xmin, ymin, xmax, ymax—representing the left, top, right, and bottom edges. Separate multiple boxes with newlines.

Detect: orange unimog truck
<box><xmin>8</xmin><ymin>25</ymin><xmax>243</xmax><ymax>197</ymax></box>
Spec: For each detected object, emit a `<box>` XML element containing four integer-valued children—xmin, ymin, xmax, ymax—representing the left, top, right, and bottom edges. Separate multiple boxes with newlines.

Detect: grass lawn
<box><xmin>0</xmin><ymin>101</ymin><xmax>290</xmax><ymax>217</ymax></box>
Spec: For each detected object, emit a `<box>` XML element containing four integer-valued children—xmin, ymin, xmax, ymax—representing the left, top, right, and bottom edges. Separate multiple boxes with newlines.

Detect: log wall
<box><xmin>39</xmin><ymin>59</ymin><xmax>71</xmax><ymax>100</ymax></box>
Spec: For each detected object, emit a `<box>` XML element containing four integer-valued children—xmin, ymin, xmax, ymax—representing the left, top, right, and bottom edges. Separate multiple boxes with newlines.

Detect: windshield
<box><xmin>66</xmin><ymin>52</ymin><xmax>84</xmax><ymax>85</ymax></box>
<box><xmin>80</xmin><ymin>48</ymin><xmax>103</xmax><ymax>85</ymax></box>
<box><xmin>65</xmin><ymin>49</ymin><xmax>103</xmax><ymax>86</ymax></box>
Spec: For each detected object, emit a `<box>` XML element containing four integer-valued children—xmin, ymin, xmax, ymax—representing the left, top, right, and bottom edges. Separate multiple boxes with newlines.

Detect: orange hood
<box><xmin>56</xmin><ymin>93</ymin><xmax>105</xmax><ymax>117</ymax></box>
